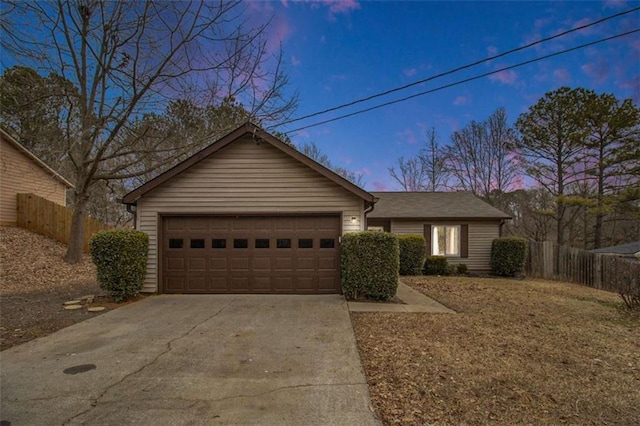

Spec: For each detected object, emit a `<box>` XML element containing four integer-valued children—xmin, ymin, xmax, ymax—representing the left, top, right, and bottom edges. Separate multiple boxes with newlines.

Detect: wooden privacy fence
<box><xmin>16</xmin><ymin>193</ymin><xmax>113</xmax><ymax>252</ymax></box>
<box><xmin>526</xmin><ymin>240</ymin><xmax>640</xmax><ymax>296</ymax></box>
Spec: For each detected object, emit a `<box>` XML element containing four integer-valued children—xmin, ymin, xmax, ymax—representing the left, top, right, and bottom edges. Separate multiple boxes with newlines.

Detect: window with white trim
<box><xmin>432</xmin><ymin>225</ymin><xmax>461</xmax><ymax>256</ymax></box>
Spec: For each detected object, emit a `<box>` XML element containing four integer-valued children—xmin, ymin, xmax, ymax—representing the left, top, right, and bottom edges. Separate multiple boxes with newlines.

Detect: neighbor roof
<box><xmin>368</xmin><ymin>192</ymin><xmax>511</xmax><ymax>220</ymax></box>
<box><xmin>122</xmin><ymin>122</ymin><xmax>375</xmax><ymax>205</ymax></box>
<box><xmin>0</xmin><ymin>128</ymin><xmax>74</xmax><ymax>188</ymax></box>
<box><xmin>591</xmin><ymin>241</ymin><xmax>640</xmax><ymax>255</ymax></box>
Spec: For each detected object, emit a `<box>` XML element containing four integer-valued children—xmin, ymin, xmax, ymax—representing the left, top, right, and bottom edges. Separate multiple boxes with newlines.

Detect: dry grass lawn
<box><xmin>352</xmin><ymin>276</ymin><xmax>640</xmax><ymax>425</ymax></box>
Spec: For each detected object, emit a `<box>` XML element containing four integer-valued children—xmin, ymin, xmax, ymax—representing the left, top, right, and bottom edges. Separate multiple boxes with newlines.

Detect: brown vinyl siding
<box><xmin>392</xmin><ymin>220</ymin><xmax>500</xmax><ymax>271</ymax></box>
<box><xmin>0</xmin><ymin>136</ymin><xmax>68</xmax><ymax>225</ymax></box>
<box><xmin>137</xmin><ymin>136</ymin><xmax>365</xmax><ymax>292</ymax></box>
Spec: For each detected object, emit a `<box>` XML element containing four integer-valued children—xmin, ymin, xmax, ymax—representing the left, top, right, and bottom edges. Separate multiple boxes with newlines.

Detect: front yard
<box><xmin>352</xmin><ymin>276</ymin><xmax>640</xmax><ymax>425</ymax></box>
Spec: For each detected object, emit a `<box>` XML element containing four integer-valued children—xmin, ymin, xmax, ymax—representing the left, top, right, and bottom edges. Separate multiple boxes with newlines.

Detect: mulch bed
<box><xmin>352</xmin><ymin>276</ymin><xmax>640</xmax><ymax>425</ymax></box>
<box><xmin>0</xmin><ymin>226</ymin><xmax>138</xmax><ymax>351</ymax></box>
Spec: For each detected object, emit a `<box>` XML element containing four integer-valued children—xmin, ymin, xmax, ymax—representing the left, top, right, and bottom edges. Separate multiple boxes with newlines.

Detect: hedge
<box><xmin>398</xmin><ymin>234</ymin><xmax>426</xmax><ymax>275</ymax></box>
<box><xmin>424</xmin><ymin>256</ymin><xmax>449</xmax><ymax>275</ymax></box>
<box><xmin>490</xmin><ymin>237</ymin><xmax>528</xmax><ymax>277</ymax></box>
<box><xmin>341</xmin><ymin>232</ymin><xmax>399</xmax><ymax>300</ymax></box>
<box><xmin>90</xmin><ymin>229</ymin><xmax>149</xmax><ymax>302</ymax></box>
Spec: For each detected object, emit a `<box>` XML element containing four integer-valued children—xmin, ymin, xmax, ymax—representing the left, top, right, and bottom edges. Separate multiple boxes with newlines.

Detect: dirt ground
<box><xmin>352</xmin><ymin>276</ymin><xmax>640</xmax><ymax>426</ymax></box>
<box><xmin>0</xmin><ymin>227</ymin><xmax>134</xmax><ymax>351</ymax></box>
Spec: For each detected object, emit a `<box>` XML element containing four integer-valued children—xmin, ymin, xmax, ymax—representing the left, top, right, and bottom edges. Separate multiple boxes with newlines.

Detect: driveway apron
<box><xmin>1</xmin><ymin>295</ymin><xmax>379</xmax><ymax>425</ymax></box>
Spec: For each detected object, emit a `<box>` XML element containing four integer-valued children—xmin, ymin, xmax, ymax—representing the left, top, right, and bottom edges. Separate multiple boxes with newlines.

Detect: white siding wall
<box><xmin>391</xmin><ymin>219</ymin><xmax>500</xmax><ymax>271</ymax></box>
<box><xmin>136</xmin><ymin>136</ymin><xmax>366</xmax><ymax>292</ymax></box>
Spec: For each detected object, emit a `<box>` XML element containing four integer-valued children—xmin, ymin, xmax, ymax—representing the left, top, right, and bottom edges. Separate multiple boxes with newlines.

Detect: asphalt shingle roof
<box><xmin>368</xmin><ymin>192</ymin><xmax>512</xmax><ymax>220</ymax></box>
<box><xmin>591</xmin><ymin>241</ymin><xmax>640</xmax><ymax>255</ymax></box>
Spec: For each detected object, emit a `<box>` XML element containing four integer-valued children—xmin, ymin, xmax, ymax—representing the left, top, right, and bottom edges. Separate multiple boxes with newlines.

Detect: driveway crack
<box><xmin>62</xmin><ymin>298</ymin><xmax>236</xmax><ymax>425</ymax></box>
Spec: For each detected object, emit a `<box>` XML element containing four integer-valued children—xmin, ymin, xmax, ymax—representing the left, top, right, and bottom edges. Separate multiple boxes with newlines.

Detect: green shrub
<box><xmin>424</xmin><ymin>256</ymin><xmax>449</xmax><ymax>275</ymax></box>
<box><xmin>457</xmin><ymin>263</ymin><xmax>468</xmax><ymax>274</ymax></box>
<box><xmin>90</xmin><ymin>229</ymin><xmax>149</xmax><ymax>302</ymax></box>
<box><xmin>490</xmin><ymin>237</ymin><xmax>528</xmax><ymax>277</ymax></box>
<box><xmin>342</xmin><ymin>232</ymin><xmax>399</xmax><ymax>301</ymax></box>
<box><xmin>447</xmin><ymin>264</ymin><xmax>457</xmax><ymax>276</ymax></box>
<box><xmin>398</xmin><ymin>234</ymin><xmax>426</xmax><ymax>276</ymax></box>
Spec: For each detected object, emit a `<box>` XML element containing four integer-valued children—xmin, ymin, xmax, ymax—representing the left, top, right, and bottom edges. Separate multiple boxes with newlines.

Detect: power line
<box><xmin>269</xmin><ymin>5</ymin><xmax>640</xmax><ymax>130</ymax></box>
<box><xmin>283</xmin><ymin>28</ymin><xmax>640</xmax><ymax>135</ymax></box>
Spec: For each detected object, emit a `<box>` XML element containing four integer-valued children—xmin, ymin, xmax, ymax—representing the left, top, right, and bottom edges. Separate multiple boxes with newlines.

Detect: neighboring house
<box><xmin>367</xmin><ymin>192</ymin><xmax>511</xmax><ymax>272</ymax></box>
<box><xmin>123</xmin><ymin>123</ymin><xmax>376</xmax><ymax>295</ymax></box>
<box><xmin>0</xmin><ymin>129</ymin><xmax>73</xmax><ymax>226</ymax></box>
<box><xmin>591</xmin><ymin>241</ymin><xmax>640</xmax><ymax>260</ymax></box>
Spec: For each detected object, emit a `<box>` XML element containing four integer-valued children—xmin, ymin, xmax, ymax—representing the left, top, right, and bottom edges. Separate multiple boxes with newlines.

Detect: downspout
<box><xmin>363</xmin><ymin>198</ymin><xmax>378</xmax><ymax>230</ymax></box>
<box><xmin>499</xmin><ymin>219</ymin><xmax>507</xmax><ymax>237</ymax></box>
<box><xmin>125</xmin><ymin>203</ymin><xmax>137</xmax><ymax>229</ymax></box>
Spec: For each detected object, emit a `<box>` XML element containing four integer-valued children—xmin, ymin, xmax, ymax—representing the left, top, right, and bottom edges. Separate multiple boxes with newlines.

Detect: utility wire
<box><xmin>269</xmin><ymin>5</ymin><xmax>640</xmax><ymax>130</ymax></box>
<box><xmin>283</xmin><ymin>28</ymin><xmax>640</xmax><ymax>135</ymax></box>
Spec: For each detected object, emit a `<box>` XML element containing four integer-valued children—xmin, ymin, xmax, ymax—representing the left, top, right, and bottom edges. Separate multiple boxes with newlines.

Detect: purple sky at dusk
<box><xmin>249</xmin><ymin>0</ymin><xmax>640</xmax><ymax>191</ymax></box>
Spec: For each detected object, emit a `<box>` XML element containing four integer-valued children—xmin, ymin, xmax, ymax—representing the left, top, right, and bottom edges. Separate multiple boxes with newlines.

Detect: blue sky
<box><xmin>248</xmin><ymin>0</ymin><xmax>640</xmax><ymax>191</ymax></box>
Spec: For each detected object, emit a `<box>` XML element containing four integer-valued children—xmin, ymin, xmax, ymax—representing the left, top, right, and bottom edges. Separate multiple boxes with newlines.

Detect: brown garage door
<box><xmin>161</xmin><ymin>215</ymin><xmax>341</xmax><ymax>294</ymax></box>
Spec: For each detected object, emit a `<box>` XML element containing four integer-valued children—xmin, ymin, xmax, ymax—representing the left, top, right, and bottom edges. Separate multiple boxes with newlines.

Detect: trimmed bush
<box><xmin>457</xmin><ymin>263</ymin><xmax>468</xmax><ymax>274</ymax></box>
<box><xmin>90</xmin><ymin>229</ymin><xmax>149</xmax><ymax>302</ymax></box>
<box><xmin>490</xmin><ymin>237</ymin><xmax>527</xmax><ymax>277</ymax></box>
<box><xmin>342</xmin><ymin>232</ymin><xmax>399</xmax><ymax>300</ymax></box>
<box><xmin>398</xmin><ymin>234</ymin><xmax>426</xmax><ymax>276</ymax></box>
<box><xmin>424</xmin><ymin>256</ymin><xmax>449</xmax><ymax>275</ymax></box>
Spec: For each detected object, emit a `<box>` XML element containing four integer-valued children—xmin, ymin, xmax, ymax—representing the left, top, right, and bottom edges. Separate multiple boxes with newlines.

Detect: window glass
<box><xmin>432</xmin><ymin>225</ymin><xmax>460</xmax><ymax>256</ymax></box>
<box><xmin>320</xmin><ymin>238</ymin><xmax>335</xmax><ymax>249</ymax></box>
<box><xmin>277</xmin><ymin>239</ymin><xmax>291</xmax><ymax>248</ymax></box>
<box><xmin>169</xmin><ymin>238</ymin><xmax>183</xmax><ymax>249</ymax></box>
<box><xmin>298</xmin><ymin>239</ymin><xmax>313</xmax><ymax>249</ymax></box>
<box><xmin>212</xmin><ymin>239</ymin><xmax>226</xmax><ymax>249</ymax></box>
<box><xmin>234</xmin><ymin>239</ymin><xmax>248</xmax><ymax>249</ymax></box>
<box><xmin>255</xmin><ymin>239</ymin><xmax>270</xmax><ymax>249</ymax></box>
<box><xmin>190</xmin><ymin>239</ymin><xmax>205</xmax><ymax>249</ymax></box>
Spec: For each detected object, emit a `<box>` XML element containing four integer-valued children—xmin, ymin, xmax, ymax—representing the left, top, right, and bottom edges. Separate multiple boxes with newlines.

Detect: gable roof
<box><xmin>122</xmin><ymin>122</ymin><xmax>375</xmax><ymax>205</ymax></box>
<box><xmin>591</xmin><ymin>241</ymin><xmax>640</xmax><ymax>255</ymax></box>
<box><xmin>0</xmin><ymin>128</ymin><xmax>74</xmax><ymax>188</ymax></box>
<box><xmin>368</xmin><ymin>191</ymin><xmax>511</xmax><ymax>220</ymax></box>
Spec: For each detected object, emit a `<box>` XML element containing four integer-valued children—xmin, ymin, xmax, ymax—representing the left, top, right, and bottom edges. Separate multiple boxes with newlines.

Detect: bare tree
<box><xmin>389</xmin><ymin>128</ymin><xmax>449</xmax><ymax>191</ymax></box>
<box><xmin>388</xmin><ymin>156</ymin><xmax>426</xmax><ymax>191</ymax></box>
<box><xmin>3</xmin><ymin>1</ymin><xmax>297</xmax><ymax>263</ymax></box>
<box><xmin>446</xmin><ymin>108</ymin><xmax>519</xmax><ymax>206</ymax></box>
<box><xmin>299</xmin><ymin>141</ymin><xmax>365</xmax><ymax>187</ymax></box>
<box><xmin>418</xmin><ymin>128</ymin><xmax>449</xmax><ymax>192</ymax></box>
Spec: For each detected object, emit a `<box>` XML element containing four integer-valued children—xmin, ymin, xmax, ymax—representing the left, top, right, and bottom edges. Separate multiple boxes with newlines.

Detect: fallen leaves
<box><xmin>352</xmin><ymin>276</ymin><xmax>640</xmax><ymax>425</ymax></box>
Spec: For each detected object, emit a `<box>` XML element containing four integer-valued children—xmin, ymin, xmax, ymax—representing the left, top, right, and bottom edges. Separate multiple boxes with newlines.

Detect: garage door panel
<box><xmin>210</xmin><ymin>257</ymin><xmax>229</xmax><ymax>271</ymax></box>
<box><xmin>188</xmin><ymin>258</ymin><xmax>207</xmax><ymax>271</ymax></box>
<box><xmin>166</xmin><ymin>276</ymin><xmax>186</xmax><ymax>291</ymax></box>
<box><xmin>273</xmin><ymin>276</ymin><xmax>294</xmax><ymax>291</ymax></box>
<box><xmin>210</xmin><ymin>276</ymin><xmax>229</xmax><ymax>291</ymax></box>
<box><xmin>166</xmin><ymin>258</ymin><xmax>185</xmax><ymax>271</ymax></box>
<box><xmin>231</xmin><ymin>257</ymin><xmax>250</xmax><ymax>271</ymax></box>
<box><xmin>231</xmin><ymin>277</ymin><xmax>250</xmax><ymax>292</ymax></box>
<box><xmin>253</xmin><ymin>276</ymin><xmax>271</xmax><ymax>291</ymax></box>
<box><xmin>162</xmin><ymin>215</ymin><xmax>340</xmax><ymax>294</ymax></box>
<box><xmin>188</xmin><ymin>276</ymin><xmax>207</xmax><ymax>291</ymax></box>
<box><xmin>252</xmin><ymin>257</ymin><xmax>271</xmax><ymax>271</ymax></box>
<box><xmin>275</xmin><ymin>257</ymin><xmax>293</xmax><ymax>270</ymax></box>
<box><xmin>318</xmin><ymin>256</ymin><xmax>337</xmax><ymax>270</ymax></box>
<box><xmin>296</xmin><ymin>256</ymin><xmax>316</xmax><ymax>270</ymax></box>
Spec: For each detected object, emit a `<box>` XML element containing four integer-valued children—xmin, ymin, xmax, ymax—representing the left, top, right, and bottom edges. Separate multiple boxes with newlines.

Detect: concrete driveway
<box><xmin>1</xmin><ymin>295</ymin><xmax>379</xmax><ymax>425</ymax></box>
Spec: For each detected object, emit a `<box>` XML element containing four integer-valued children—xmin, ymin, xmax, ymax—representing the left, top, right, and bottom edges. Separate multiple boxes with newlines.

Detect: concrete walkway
<box><xmin>348</xmin><ymin>281</ymin><xmax>455</xmax><ymax>313</ymax></box>
<box><xmin>1</xmin><ymin>295</ymin><xmax>380</xmax><ymax>426</ymax></box>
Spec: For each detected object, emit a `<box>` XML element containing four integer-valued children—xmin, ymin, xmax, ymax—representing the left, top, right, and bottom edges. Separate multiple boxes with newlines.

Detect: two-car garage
<box><xmin>122</xmin><ymin>123</ymin><xmax>376</xmax><ymax>295</ymax></box>
<box><xmin>161</xmin><ymin>215</ymin><xmax>341</xmax><ymax>294</ymax></box>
